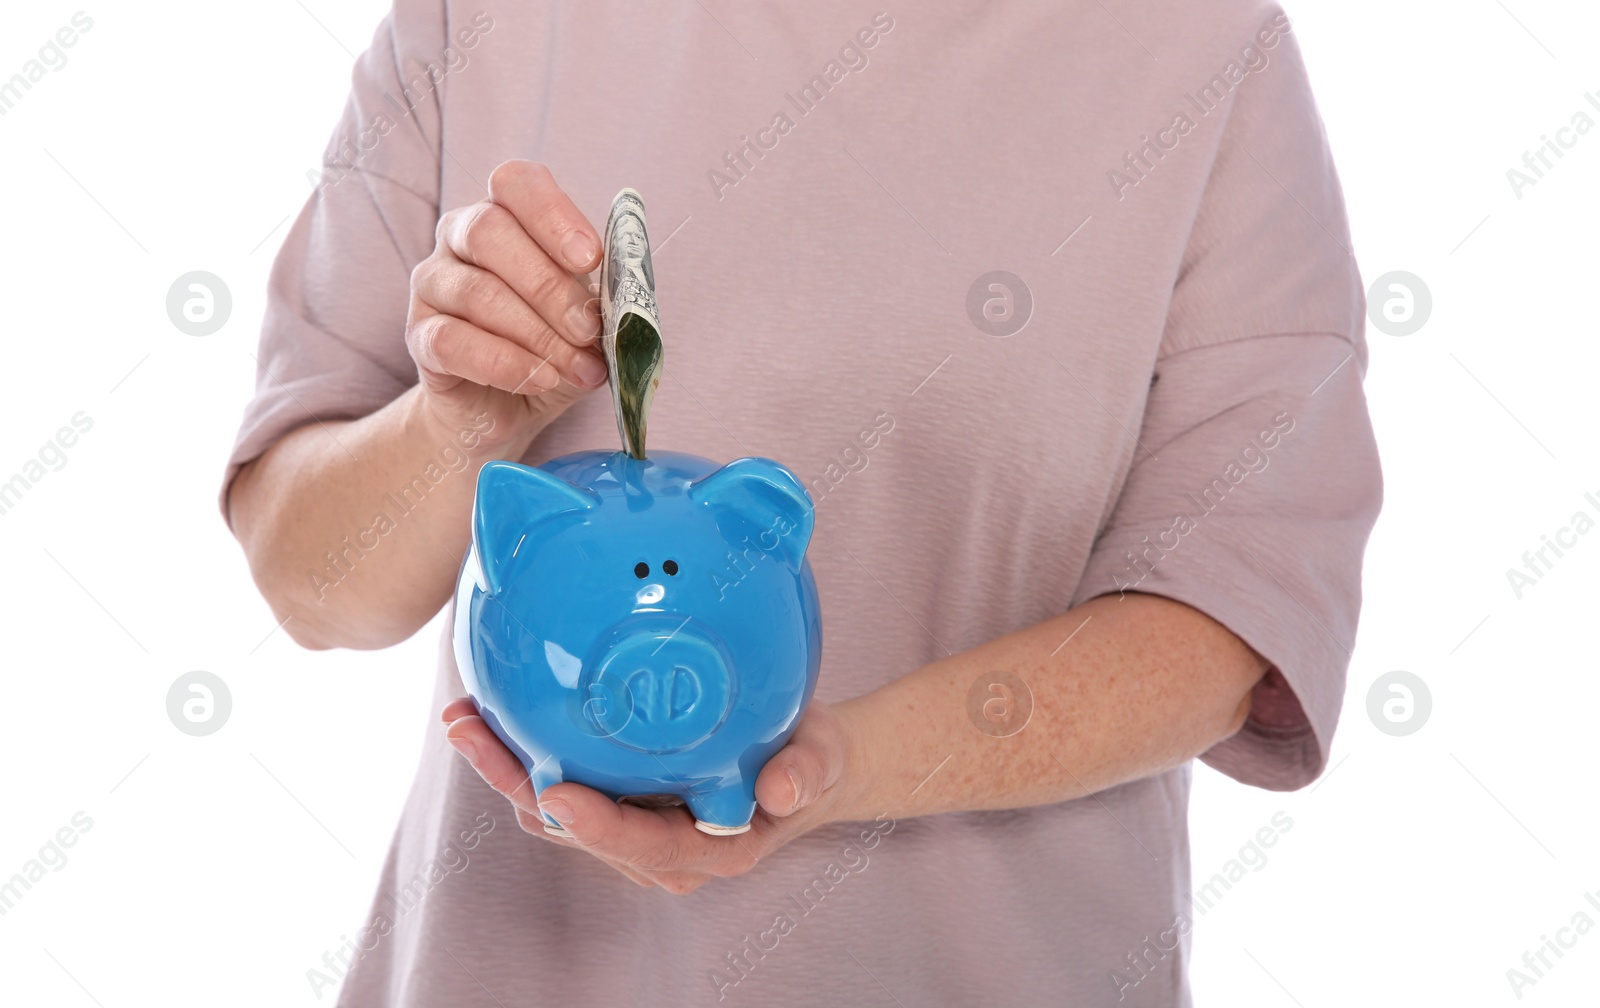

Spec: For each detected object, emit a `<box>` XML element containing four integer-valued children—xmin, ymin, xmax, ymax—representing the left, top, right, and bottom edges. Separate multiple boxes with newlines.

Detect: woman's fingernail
<box><xmin>562</xmin><ymin>231</ymin><xmax>598</xmax><ymax>271</ymax></box>
<box><xmin>539</xmin><ymin>798</ymin><xmax>575</xmax><ymax>825</ymax></box>
<box><xmin>786</xmin><ymin>767</ymin><xmax>806</xmax><ymax>811</ymax></box>
<box><xmin>446</xmin><ymin>734</ymin><xmax>478</xmax><ymax>764</ymax></box>
<box><xmin>567</xmin><ymin>301</ymin><xmax>601</xmax><ymax>341</ymax></box>
<box><xmin>574</xmin><ymin>352</ymin><xmax>608</xmax><ymax>388</ymax></box>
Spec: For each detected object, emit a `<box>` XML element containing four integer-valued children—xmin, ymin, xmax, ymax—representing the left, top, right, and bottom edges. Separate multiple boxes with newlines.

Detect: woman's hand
<box><xmin>440</xmin><ymin>698</ymin><xmax>861</xmax><ymax>894</ymax></box>
<box><xmin>406</xmin><ymin>159</ymin><xmax>610</xmax><ymax>451</ymax></box>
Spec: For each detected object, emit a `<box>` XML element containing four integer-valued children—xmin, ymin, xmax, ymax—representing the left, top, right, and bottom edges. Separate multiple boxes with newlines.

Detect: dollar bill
<box><xmin>599</xmin><ymin>188</ymin><xmax>663</xmax><ymax>460</ymax></box>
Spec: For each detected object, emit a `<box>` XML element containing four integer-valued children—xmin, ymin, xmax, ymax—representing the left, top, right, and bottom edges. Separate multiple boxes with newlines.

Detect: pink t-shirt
<box><xmin>223</xmin><ymin>1</ymin><xmax>1381</xmax><ymax>1003</ymax></box>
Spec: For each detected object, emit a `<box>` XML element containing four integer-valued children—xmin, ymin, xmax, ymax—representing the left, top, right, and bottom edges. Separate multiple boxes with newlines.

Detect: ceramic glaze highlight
<box><xmin>453</xmin><ymin>449</ymin><xmax>822</xmax><ymax>835</ymax></box>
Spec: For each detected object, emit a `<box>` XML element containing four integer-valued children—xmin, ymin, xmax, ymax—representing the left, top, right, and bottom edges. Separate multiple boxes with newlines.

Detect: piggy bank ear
<box><xmin>687</xmin><ymin>457</ymin><xmax>815</xmax><ymax>568</ymax></box>
<box><xmin>471</xmin><ymin>461</ymin><xmax>598</xmax><ymax>596</ymax></box>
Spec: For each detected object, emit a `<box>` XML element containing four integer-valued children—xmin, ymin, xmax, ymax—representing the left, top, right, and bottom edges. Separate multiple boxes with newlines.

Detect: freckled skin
<box><xmin>828</xmin><ymin>591</ymin><xmax>1270</xmax><ymax>822</ymax></box>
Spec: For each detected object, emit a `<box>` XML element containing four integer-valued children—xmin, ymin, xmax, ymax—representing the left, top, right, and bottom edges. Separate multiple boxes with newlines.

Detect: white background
<box><xmin>0</xmin><ymin>1</ymin><xmax>1595</xmax><ymax>1005</ymax></box>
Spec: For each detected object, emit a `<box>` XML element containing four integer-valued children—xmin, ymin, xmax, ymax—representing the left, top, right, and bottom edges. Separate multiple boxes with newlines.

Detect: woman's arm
<box><xmin>441</xmin><ymin>591</ymin><xmax>1268</xmax><ymax>893</ymax></box>
<box><xmin>828</xmin><ymin>592</ymin><xmax>1268</xmax><ymax>821</ymax></box>
<box><xmin>229</xmin><ymin>386</ymin><xmax>541</xmax><ymax>651</ymax></box>
<box><xmin>228</xmin><ymin>162</ymin><xmax>610</xmax><ymax>650</ymax></box>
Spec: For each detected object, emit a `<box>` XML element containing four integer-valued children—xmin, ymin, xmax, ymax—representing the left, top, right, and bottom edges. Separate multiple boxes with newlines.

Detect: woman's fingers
<box><xmin>524</xmin><ymin>803</ymin><xmax>692</xmax><ymax>889</ymax></box>
<box><xmin>439</xmin><ymin>694</ymin><xmax>802</xmax><ymax>895</ymax></box>
<box><xmin>754</xmin><ymin>703</ymin><xmax>848</xmax><ymax>818</ymax></box>
<box><xmin>440</xmin><ymin>697</ymin><xmax>477</xmax><ymax>723</ymax></box>
<box><xmin>440</xmin><ymin>702</ymin><xmax>676</xmax><ymax>890</ymax></box>
<box><xmin>408</xmin><ymin>311</ymin><xmax>567</xmax><ymax>396</ymax></box>
<box><xmin>442</xmin><ymin>713</ymin><xmax>539</xmax><ymax>812</ymax></box>
<box><xmin>415</xmin><ymin>256</ymin><xmax>606</xmax><ymax>389</ymax></box>
<box><xmin>438</xmin><ymin>200</ymin><xmax>602</xmax><ymax>348</ymax></box>
<box><xmin>536</xmin><ymin>781</ymin><xmax>756</xmax><ymax>879</ymax></box>
<box><xmin>487</xmin><ymin>160</ymin><xmax>603</xmax><ymax>275</ymax></box>
<box><xmin>403</xmin><ymin>159</ymin><xmax>609</xmax><ymax>433</ymax></box>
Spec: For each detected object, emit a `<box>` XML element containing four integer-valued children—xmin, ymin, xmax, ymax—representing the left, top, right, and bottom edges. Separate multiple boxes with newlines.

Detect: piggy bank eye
<box><xmin>634</xmin><ymin>562</ymin><xmax>650</xmax><ymax>579</ymax></box>
<box><xmin>663</xmin><ymin>559</ymin><xmax>679</xmax><ymax>576</ymax></box>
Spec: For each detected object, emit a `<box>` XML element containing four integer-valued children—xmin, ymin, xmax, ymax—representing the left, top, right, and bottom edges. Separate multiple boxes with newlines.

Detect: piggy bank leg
<box><xmin>685</xmin><ymin>782</ymin><xmax>756</xmax><ymax>836</ymax></box>
<box><xmin>527</xmin><ymin>761</ymin><xmax>573</xmax><ymax>838</ymax></box>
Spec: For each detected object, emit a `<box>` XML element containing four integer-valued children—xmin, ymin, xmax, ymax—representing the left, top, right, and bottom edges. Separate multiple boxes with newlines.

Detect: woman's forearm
<box><xmin>228</xmin><ymin>162</ymin><xmax>624</xmax><ymax>650</ymax></box>
<box><xmin>831</xmin><ymin>592</ymin><xmax>1270</xmax><ymax>821</ymax></box>
<box><xmin>227</xmin><ymin>386</ymin><xmax>539</xmax><ymax>650</ymax></box>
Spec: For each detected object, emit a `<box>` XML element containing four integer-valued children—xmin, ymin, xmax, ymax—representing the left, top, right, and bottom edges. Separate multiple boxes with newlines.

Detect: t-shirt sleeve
<box><xmin>1070</xmin><ymin>19</ymin><xmax>1382</xmax><ymax>791</ymax></box>
<box><xmin>218</xmin><ymin>0</ymin><xmax>448</xmax><ymax>524</ymax></box>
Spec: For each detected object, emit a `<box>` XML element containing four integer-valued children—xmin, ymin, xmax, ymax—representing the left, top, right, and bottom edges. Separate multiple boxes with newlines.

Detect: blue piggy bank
<box><xmin>452</xmin><ymin>449</ymin><xmax>822</xmax><ymax>836</ymax></box>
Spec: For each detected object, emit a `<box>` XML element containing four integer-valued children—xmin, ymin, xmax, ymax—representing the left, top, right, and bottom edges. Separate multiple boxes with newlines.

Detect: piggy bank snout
<box><xmin>577</xmin><ymin>618</ymin><xmax>736</xmax><ymax>754</ymax></box>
